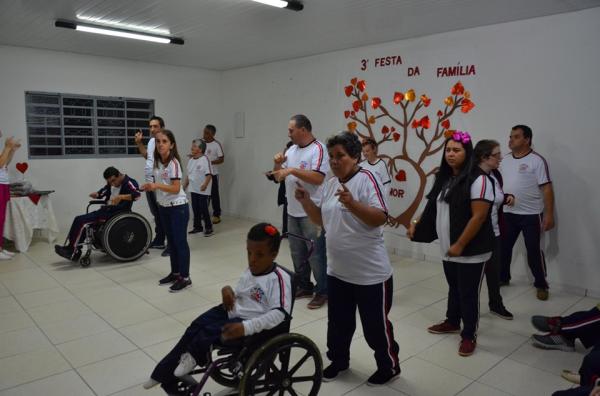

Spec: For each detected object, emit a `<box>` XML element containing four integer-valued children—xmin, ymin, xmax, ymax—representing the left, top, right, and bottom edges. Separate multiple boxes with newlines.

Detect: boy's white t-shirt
<box><xmin>144</xmin><ymin>137</ymin><xmax>156</xmax><ymax>182</ymax></box>
<box><xmin>229</xmin><ymin>266</ymin><xmax>292</xmax><ymax>336</ymax></box>
<box><xmin>187</xmin><ymin>155</ymin><xmax>213</xmax><ymax>196</ymax></box>
<box><xmin>318</xmin><ymin>168</ymin><xmax>392</xmax><ymax>285</ymax></box>
<box><xmin>360</xmin><ymin>159</ymin><xmax>391</xmax><ymax>198</ymax></box>
<box><xmin>436</xmin><ymin>175</ymin><xmax>494</xmax><ymax>263</ymax></box>
<box><xmin>154</xmin><ymin>158</ymin><xmax>188</xmax><ymax>206</ymax></box>
<box><xmin>283</xmin><ymin>139</ymin><xmax>330</xmax><ymax>217</ymax></box>
<box><xmin>204</xmin><ymin>140</ymin><xmax>224</xmax><ymax>175</ymax></box>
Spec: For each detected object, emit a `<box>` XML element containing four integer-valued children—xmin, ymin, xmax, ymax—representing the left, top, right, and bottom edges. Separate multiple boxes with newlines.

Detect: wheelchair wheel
<box><xmin>101</xmin><ymin>212</ymin><xmax>152</xmax><ymax>262</ymax></box>
<box><xmin>209</xmin><ymin>346</ymin><xmax>243</xmax><ymax>388</ymax></box>
<box><xmin>239</xmin><ymin>333</ymin><xmax>322</xmax><ymax>396</ymax></box>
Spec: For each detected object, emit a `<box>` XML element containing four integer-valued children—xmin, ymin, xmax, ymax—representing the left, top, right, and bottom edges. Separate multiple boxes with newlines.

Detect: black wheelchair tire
<box><xmin>101</xmin><ymin>212</ymin><xmax>152</xmax><ymax>262</ymax></box>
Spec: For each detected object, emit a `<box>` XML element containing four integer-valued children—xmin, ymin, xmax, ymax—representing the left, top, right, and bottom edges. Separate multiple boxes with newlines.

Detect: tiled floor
<box><xmin>0</xmin><ymin>217</ymin><xmax>593</xmax><ymax>395</ymax></box>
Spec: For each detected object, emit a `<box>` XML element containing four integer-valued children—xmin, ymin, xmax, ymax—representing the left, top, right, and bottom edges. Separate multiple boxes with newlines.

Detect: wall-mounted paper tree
<box><xmin>343</xmin><ymin>78</ymin><xmax>476</xmax><ymax>229</ymax></box>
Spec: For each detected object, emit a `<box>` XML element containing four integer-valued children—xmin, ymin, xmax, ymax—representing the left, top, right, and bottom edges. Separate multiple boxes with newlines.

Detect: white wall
<box><xmin>218</xmin><ymin>8</ymin><xmax>600</xmax><ymax>295</ymax></box>
<box><xmin>0</xmin><ymin>45</ymin><xmax>221</xmax><ymax>228</ymax></box>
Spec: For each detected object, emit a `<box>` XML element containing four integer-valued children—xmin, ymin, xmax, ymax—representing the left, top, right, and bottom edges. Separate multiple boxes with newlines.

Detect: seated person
<box><xmin>531</xmin><ymin>303</ymin><xmax>600</xmax><ymax>351</ymax></box>
<box><xmin>143</xmin><ymin>223</ymin><xmax>292</xmax><ymax>394</ymax></box>
<box><xmin>55</xmin><ymin>166</ymin><xmax>140</xmax><ymax>260</ymax></box>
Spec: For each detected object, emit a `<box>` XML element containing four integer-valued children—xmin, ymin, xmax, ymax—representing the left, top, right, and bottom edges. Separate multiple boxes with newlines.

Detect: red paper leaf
<box><xmin>352</xmin><ymin>100</ymin><xmax>361</xmax><ymax>112</ymax></box>
<box><xmin>381</xmin><ymin>125</ymin><xmax>390</xmax><ymax>134</ymax></box>
<box><xmin>441</xmin><ymin>119</ymin><xmax>450</xmax><ymax>129</ymax></box>
<box><xmin>351</xmin><ymin>77</ymin><xmax>358</xmax><ymax>86</ymax></box>
<box><xmin>437</xmin><ymin>110</ymin><xmax>443</xmax><ymax>117</ymax></box>
<box><xmin>411</xmin><ymin>119</ymin><xmax>419</xmax><ymax>129</ymax></box>
<box><xmin>357</xmin><ymin>80</ymin><xmax>366</xmax><ymax>92</ymax></box>
<box><xmin>344</xmin><ymin>110</ymin><xmax>351</xmax><ymax>119</ymax></box>
<box><xmin>451</xmin><ymin>81</ymin><xmax>465</xmax><ymax>95</ymax></box>
<box><xmin>393</xmin><ymin>92</ymin><xmax>403</xmax><ymax>105</ymax></box>
<box><xmin>371</xmin><ymin>97</ymin><xmax>381</xmax><ymax>109</ymax></box>
<box><xmin>420</xmin><ymin>115</ymin><xmax>430</xmax><ymax>129</ymax></box>
<box><xmin>393</xmin><ymin>132</ymin><xmax>401</xmax><ymax>142</ymax></box>
<box><xmin>344</xmin><ymin>85</ymin><xmax>353</xmax><ymax>97</ymax></box>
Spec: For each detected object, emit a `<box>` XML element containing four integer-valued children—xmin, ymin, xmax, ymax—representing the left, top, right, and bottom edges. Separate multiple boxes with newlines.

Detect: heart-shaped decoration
<box><xmin>441</xmin><ymin>119</ymin><xmax>451</xmax><ymax>129</ymax></box>
<box><xmin>344</xmin><ymin>110</ymin><xmax>351</xmax><ymax>119</ymax></box>
<box><xmin>16</xmin><ymin>162</ymin><xmax>28</xmax><ymax>174</ymax></box>
<box><xmin>352</xmin><ymin>100</ymin><xmax>362</xmax><ymax>112</ymax></box>
<box><xmin>371</xmin><ymin>97</ymin><xmax>381</xmax><ymax>109</ymax></box>
<box><xmin>395</xmin><ymin>170</ymin><xmax>407</xmax><ymax>182</ymax></box>
<box><xmin>344</xmin><ymin>85</ymin><xmax>353</xmax><ymax>97</ymax></box>
<box><xmin>381</xmin><ymin>125</ymin><xmax>390</xmax><ymax>134</ymax></box>
<box><xmin>393</xmin><ymin>133</ymin><xmax>401</xmax><ymax>142</ymax></box>
<box><xmin>357</xmin><ymin>80</ymin><xmax>366</xmax><ymax>92</ymax></box>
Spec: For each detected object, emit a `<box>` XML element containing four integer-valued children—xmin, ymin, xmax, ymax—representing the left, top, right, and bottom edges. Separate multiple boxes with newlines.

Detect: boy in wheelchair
<box><xmin>55</xmin><ymin>166</ymin><xmax>140</xmax><ymax>260</ymax></box>
<box><xmin>144</xmin><ymin>223</ymin><xmax>292</xmax><ymax>395</ymax></box>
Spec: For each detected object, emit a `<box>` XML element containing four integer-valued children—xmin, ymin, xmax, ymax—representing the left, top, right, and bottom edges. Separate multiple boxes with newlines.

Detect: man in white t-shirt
<box><xmin>361</xmin><ymin>138</ymin><xmax>391</xmax><ymax>198</ymax></box>
<box><xmin>202</xmin><ymin>124</ymin><xmax>224</xmax><ymax>224</ymax></box>
<box><xmin>271</xmin><ymin>114</ymin><xmax>330</xmax><ymax>309</ymax></box>
<box><xmin>135</xmin><ymin>116</ymin><xmax>168</xmax><ymax>256</ymax></box>
<box><xmin>500</xmin><ymin>124</ymin><xmax>555</xmax><ymax>301</ymax></box>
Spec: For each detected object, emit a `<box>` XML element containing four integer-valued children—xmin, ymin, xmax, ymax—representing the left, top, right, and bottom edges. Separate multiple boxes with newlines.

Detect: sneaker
<box><xmin>536</xmin><ymin>288</ymin><xmax>549</xmax><ymax>301</ymax></box>
<box><xmin>295</xmin><ymin>288</ymin><xmax>313</xmax><ymax>299</ymax></box>
<box><xmin>211</xmin><ymin>216</ymin><xmax>221</xmax><ymax>224</ymax></box>
<box><xmin>170</xmin><ymin>277</ymin><xmax>192</xmax><ymax>293</ymax></box>
<box><xmin>322</xmin><ymin>363</ymin><xmax>349</xmax><ymax>382</ymax></box>
<box><xmin>204</xmin><ymin>229</ymin><xmax>214</xmax><ymax>237</ymax></box>
<box><xmin>142</xmin><ymin>378</ymin><xmax>160</xmax><ymax>389</ymax></box>
<box><xmin>149</xmin><ymin>241</ymin><xmax>166</xmax><ymax>249</ymax></box>
<box><xmin>427</xmin><ymin>320</ymin><xmax>460</xmax><ymax>334</ymax></box>
<box><xmin>490</xmin><ymin>305</ymin><xmax>514</xmax><ymax>320</ymax></box>
<box><xmin>307</xmin><ymin>294</ymin><xmax>328</xmax><ymax>309</ymax></box>
<box><xmin>531</xmin><ymin>334</ymin><xmax>575</xmax><ymax>351</ymax></box>
<box><xmin>561</xmin><ymin>369</ymin><xmax>581</xmax><ymax>384</ymax></box>
<box><xmin>161</xmin><ymin>248</ymin><xmax>170</xmax><ymax>257</ymax></box>
<box><xmin>367</xmin><ymin>366</ymin><xmax>401</xmax><ymax>386</ymax></box>
<box><xmin>188</xmin><ymin>229</ymin><xmax>203</xmax><ymax>234</ymax></box>
<box><xmin>1</xmin><ymin>249</ymin><xmax>15</xmax><ymax>257</ymax></box>
<box><xmin>159</xmin><ymin>273</ymin><xmax>178</xmax><ymax>286</ymax></box>
<box><xmin>459</xmin><ymin>338</ymin><xmax>476</xmax><ymax>356</ymax></box>
<box><xmin>531</xmin><ymin>315</ymin><xmax>561</xmax><ymax>333</ymax></box>
<box><xmin>174</xmin><ymin>352</ymin><xmax>197</xmax><ymax>377</ymax></box>
<box><xmin>0</xmin><ymin>251</ymin><xmax>11</xmax><ymax>260</ymax></box>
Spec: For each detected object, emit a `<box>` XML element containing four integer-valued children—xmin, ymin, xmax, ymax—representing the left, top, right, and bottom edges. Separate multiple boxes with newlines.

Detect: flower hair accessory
<box><xmin>264</xmin><ymin>225</ymin><xmax>278</xmax><ymax>236</ymax></box>
<box><xmin>452</xmin><ymin>130</ymin><xmax>471</xmax><ymax>144</ymax></box>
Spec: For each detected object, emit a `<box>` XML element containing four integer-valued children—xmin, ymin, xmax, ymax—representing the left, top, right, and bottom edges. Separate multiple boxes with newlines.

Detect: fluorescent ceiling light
<box><xmin>252</xmin><ymin>0</ymin><xmax>304</xmax><ymax>11</ymax></box>
<box><xmin>76</xmin><ymin>14</ymin><xmax>171</xmax><ymax>36</ymax></box>
<box><xmin>55</xmin><ymin>20</ymin><xmax>183</xmax><ymax>45</ymax></box>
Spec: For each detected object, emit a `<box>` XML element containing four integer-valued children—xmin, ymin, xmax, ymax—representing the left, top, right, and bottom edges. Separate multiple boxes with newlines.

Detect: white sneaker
<box><xmin>142</xmin><ymin>378</ymin><xmax>159</xmax><ymax>389</ymax></box>
<box><xmin>173</xmin><ymin>352</ymin><xmax>197</xmax><ymax>377</ymax></box>
<box><xmin>0</xmin><ymin>251</ymin><xmax>12</xmax><ymax>260</ymax></box>
<box><xmin>1</xmin><ymin>249</ymin><xmax>15</xmax><ymax>257</ymax></box>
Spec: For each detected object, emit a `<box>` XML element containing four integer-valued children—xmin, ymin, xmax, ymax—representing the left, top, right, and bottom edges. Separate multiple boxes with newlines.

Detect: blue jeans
<box><xmin>159</xmin><ymin>204</ymin><xmax>190</xmax><ymax>278</ymax></box>
<box><xmin>287</xmin><ymin>215</ymin><xmax>327</xmax><ymax>295</ymax></box>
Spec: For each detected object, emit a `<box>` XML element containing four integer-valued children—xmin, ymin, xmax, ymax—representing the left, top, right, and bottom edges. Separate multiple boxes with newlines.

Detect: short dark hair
<box><xmin>474</xmin><ymin>139</ymin><xmax>500</xmax><ymax>164</ymax></box>
<box><xmin>150</xmin><ymin>115</ymin><xmax>165</xmax><ymax>128</ymax></box>
<box><xmin>512</xmin><ymin>124</ymin><xmax>532</xmax><ymax>145</ymax></box>
<box><xmin>290</xmin><ymin>114</ymin><xmax>312</xmax><ymax>132</ymax></box>
<box><xmin>103</xmin><ymin>166</ymin><xmax>120</xmax><ymax>179</ymax></box>
<box><xmin>326</xmin><ymin>131</ymin><xmax>362</xmax><ymax>160</ymax></box>
<box><xmin>205</xmin><ymin>124</ymin><xmax>217</xmax><ymax>135</ymax></box>
<box><xmin>362</xmin><ymin>138</ymin><xmax>377</xmax><ymax>150</ymax></box>
<box><xmin>247</xmin><ymin>223</ymin><xmax>281</xmax><ymax>252</ymax></box>
<box><xmin>193</xmin><ymin>139</ymin><xmax>206</xmax><ymax>153</ymax></box>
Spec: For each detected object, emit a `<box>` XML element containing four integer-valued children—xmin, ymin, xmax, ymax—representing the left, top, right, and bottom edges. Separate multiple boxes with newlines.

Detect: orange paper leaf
<box><xmin>405</xmin><ymin>89</ymin><xmax>416</xmax><ymax>102</ymax></box>
<box><xmin>393</xmin><ymin>92</ymin><xmax>403</xmax><ymax>105</ymax></box>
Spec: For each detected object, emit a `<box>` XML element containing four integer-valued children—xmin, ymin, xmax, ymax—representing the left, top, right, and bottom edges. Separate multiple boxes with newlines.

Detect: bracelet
<box><xmin>412</xmin><ymin>219</ymin><xmax>418</xmax><ymax>224</ymax></box>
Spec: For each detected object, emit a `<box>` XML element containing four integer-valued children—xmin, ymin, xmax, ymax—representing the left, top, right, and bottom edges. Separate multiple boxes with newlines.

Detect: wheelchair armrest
<box><xmin>87</xmin><ymin>200</ymin><xmax>107</xmax><ymax>213</ymax></box>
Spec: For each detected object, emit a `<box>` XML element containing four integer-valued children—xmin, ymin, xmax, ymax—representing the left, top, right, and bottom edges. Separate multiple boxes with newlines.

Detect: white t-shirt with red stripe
<box><xmin>187</xmin><ymin>155</ymin><xmax>213</xmax><ymax>196</ymax></box>
<box><xmin>204</xmin><ymin>140</ymin><xmax>224</xmax><ymax>175</ymax></box>
<box><xmin>436</xmin><ymin>175</ymin><xmax>494</xmax><ymax>264</ymax></box>
<box><xmin>318</xmin><ymin>168</ymin><xmax>392</xmax><ymax>285</ymax></box>
<box><xmin>501</xmin><ymin>150</ymin><xmax>551</xmax><ymax>215</ymax></box>
<box><xmin>360</xmin><ymin>159</ymin><xmax>391</xmax><ymax>198</ymax></box>
<box><xmin>283</xmin><ymin>139</ymin><xmax>330</xmax><ymax>217</ymax></box>
<box><xmin>228</xmin><ymin>265</ymin><xmax>292</xmax><ymax>336</ymax></box>
<box><xmin>154</xmin><ymin>158</ymin><xmax>188</xmax><ymax>206</ymax></box>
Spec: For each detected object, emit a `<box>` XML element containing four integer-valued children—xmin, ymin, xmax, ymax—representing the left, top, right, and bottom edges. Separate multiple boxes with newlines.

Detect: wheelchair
<box><xmin>173</xmin><ymin>233</ymin><xmax>323</xmax><ymax>396</ymax></box>
<box><xmin>74</xmin><ymin>200</ymin><xmax>152</xmax><ymax>267</ymax></box>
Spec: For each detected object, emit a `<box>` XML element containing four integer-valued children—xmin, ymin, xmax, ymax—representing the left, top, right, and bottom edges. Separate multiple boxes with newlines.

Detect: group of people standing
<box><xmin>268</xmin><ymin>115</ymin><xmax>556</xmax><ymax>385</ymax></box>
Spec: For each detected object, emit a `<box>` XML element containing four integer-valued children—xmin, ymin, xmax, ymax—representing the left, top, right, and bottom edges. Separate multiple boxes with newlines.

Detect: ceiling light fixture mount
<box><xmin>252</xmin><ymin>0</ymin><xmax>303</xmax><ymax>11</ymax></box>
<box><xmin>55</xmin><ymin>20</ymin><xmax>184</xmax><ymax>45</ymax></box>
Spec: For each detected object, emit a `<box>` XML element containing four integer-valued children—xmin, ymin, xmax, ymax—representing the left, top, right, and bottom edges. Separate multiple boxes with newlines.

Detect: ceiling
<box><xmin>0</xmin><ymin>0</ymin><xmax>599</xmax><ymax>70</ymax></box>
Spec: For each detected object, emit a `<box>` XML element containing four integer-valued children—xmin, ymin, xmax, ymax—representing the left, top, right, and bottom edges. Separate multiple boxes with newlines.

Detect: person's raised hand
<box><xmin>334</xmin><ymin>183</ymin><xmax>354</xmax><ymax>206</ymax></box>
<box><xmin>273</xmin><ymin>152</ymin><xmax>286</xmax><ymax>165</ymax></box>
<box><xmin>134</xmin><ymin>131</ymin><xmax>143</xmax><ymax>144</ymax></box>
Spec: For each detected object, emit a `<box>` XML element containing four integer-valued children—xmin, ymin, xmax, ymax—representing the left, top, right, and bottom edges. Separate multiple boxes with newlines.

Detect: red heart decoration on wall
<box><xmin>371</xmin><ymin>97</ymin><xmax>381</xmax><ymax>109</ymax></box>
<box><xmin>344</xmin><ymin>85</ymin><xmax>353</xmax><ymax>97</ymax></box>
<box><xmin>16</xmin><ymin>162</ymin><xmax>28</xmax><ymax>174</ymax></box>
<box><xmin>395</xmin><ymin>170</ymin><xmax>407</xmax><ymax>182</ymax></box>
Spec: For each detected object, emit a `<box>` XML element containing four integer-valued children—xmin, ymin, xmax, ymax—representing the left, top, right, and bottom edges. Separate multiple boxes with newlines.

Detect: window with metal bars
<box><xmin>25</xmin><ymin>92</ymin><xmax>155</xmax><ymax>158</ymax></box>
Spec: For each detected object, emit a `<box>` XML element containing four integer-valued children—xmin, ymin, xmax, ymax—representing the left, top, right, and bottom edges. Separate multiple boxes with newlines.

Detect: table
<box><xmin>4</xmin><ymin>194</ymin><xmax>59</xmax><ymax>252</ymax></box>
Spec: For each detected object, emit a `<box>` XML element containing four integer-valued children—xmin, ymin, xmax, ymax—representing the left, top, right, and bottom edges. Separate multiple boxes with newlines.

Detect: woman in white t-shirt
<box><xmin>474</xmin><ymin>140</ymin><xmax>514</xmax><ymax>320</ymax></box>
<box><xmin>142</xmin><ymin>129</ymin><xmax>191</xmax><ymax>293</ymax></box>
<box><xmin>408</xmin><ymin>132</ymin><xmax>494</xmax><ymax>357</ymax></box>
<box><xmin>295</xmin><ymin>132</ymin><xmax>400</xmax><ymax>386</ymax></box>
<box><xmin>0</xmin><ymin>132</ymin><xmax>21</xmax><ymax>260</ymax></box>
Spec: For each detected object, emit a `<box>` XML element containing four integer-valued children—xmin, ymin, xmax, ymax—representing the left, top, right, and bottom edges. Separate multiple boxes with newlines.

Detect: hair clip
<box><xmin>452</xmin><ymin>130</ymin><xmax>471</xmax><ymax>144</ymax></box>
<box><xmin>264</xmin><ymin>225</ymin><xmax>278</xmax><ymax>236</ymax></box>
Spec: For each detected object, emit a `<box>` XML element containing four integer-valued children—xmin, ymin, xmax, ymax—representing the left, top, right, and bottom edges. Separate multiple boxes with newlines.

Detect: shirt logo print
<box><xmin>299</xmin><ymin>161</ymin><xmax>308</xmax><ymax>170</ymax></box>
<box><xmin>250</xmin><ymin>286</ymin><xmax>266</xmax><ymax>303</ymax></box>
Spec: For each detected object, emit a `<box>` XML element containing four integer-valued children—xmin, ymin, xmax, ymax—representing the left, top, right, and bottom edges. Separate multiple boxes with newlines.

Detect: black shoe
<box><xmin>161</xmin><ymin>248</ymin><xmax>170</xmax><ymax>257</ymax></box>
<box><xmin>490</xmin><ymin>305</ymin><xmax>514</xmax><ymax>320</ymax></box>
<box><xmin>159</xmin><ymin>273</ymin><xmax>178</xmax><ymax>286</ymax></box>
<box><xmin>149</xmin><ymin>241</ymin><xmax>166</xmax><ymax>249</ymax></box>
<box><xmin>204</xmin><ymin>229</ymin><xmax>214</xmax><ymax>237</ymax></box>
<box><xmin>188</xmin><ymin>229</ymin><xmax>203</xmax><ymax>234</ymax></box>
<box><xmin>322</xmin><ymin>363</ymin><xmax>349</xmax><ymax>382</ymax></box>
<box><xmin>54</xmin><ymin>245</ymin><xmax>74</xmax><ymax>260</ymax></box>
<box><xmin>170</xmin><ymin>277</ymin><xmax>192</xmax><ymax>293</ymax></box>
<box><xmin>531</xmin><ymin>315</ymin><xmax>561</xmax><ymax>333</ymax></box>
<box><xmin>367</xmin><ymin>366</ymin><xmax>401</xmax><ymax>386</ymax></box>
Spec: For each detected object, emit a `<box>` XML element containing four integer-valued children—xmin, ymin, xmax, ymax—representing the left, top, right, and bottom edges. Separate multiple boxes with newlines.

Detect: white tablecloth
<box><xmin>4</xmin><ymin>195</ymin><xmax>60</xmax><ymax>252</ymax></box>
